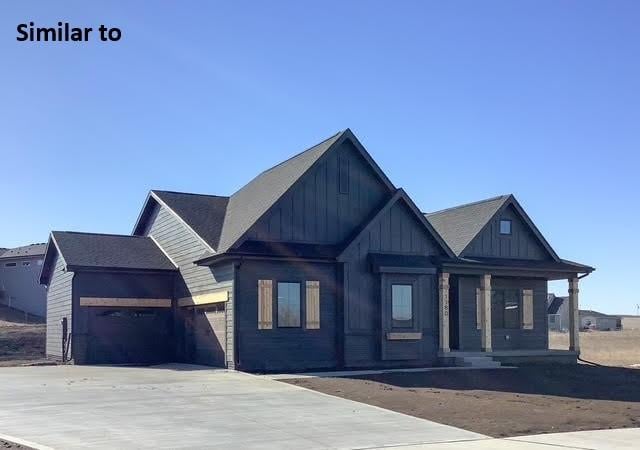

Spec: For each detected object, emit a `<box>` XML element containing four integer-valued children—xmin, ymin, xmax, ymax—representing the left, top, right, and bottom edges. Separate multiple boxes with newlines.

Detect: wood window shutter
<box><xmin>306</xmin><ymin>281</ymin><xmax>320</xmax><ymax>329</ymax></box>
<box><xmin>522</xmin><ymin>289</ymin><xmax>534</xmax><ymax>330</ymax></box>
<box><xmin>476</xmin><ymin>288</ymin><xmax>482</xmax><ymax>329</ymax></box>
<box><xmin>258</xmin><ymin>280</ymin><xmax>273</xmax><ymax>329</ymax></box>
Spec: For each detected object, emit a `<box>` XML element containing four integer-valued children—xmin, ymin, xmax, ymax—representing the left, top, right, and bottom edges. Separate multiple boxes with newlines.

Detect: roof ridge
<box><xmin>151</xmin><ymin>190</ymin><xmax>229</xmax><ymax>199</ymax></box>
<box><xmin>425</xmin><ymin>194</ymin><xmax>511</xmax><ymax>216</ymax></box>
<box><xmin>53</xmin><ymin>230</ymin><xmax>149</xmax><ymax>239</ymax></box>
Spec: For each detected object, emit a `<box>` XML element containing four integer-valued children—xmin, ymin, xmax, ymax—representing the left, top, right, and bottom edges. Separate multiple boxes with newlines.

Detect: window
<box><xmin>492</xmin><ymin>289</ymin><xmax>520</xmax><ymax>329</ymax></box>
<box><xmin>22</xmin><ymin>261</ymin><xmax>30</xmax><ymax>266</ymax></box>
<box><xmin>391</xmin><ymin>284</ymin><xmax>413</xmax><ymax>327</ymax></box>
<box><xmin>277</xmin><ymin>282</ymin><xmax>301</xmax><ymax>327</ymax></box>
<box><xmin>499</xmin><ymin>219</ymin><xmax>512</xmax><ymax>235</ymax></box>
<box><xmin>4</xmin><ymin>262</ymin><xmax>16</xmax><ymax>267</ymax></box>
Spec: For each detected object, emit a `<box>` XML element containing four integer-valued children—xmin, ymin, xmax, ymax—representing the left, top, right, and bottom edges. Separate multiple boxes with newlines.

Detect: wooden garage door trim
<box><xmin>80</xmin><ymin>297</ymin><xmax>171</xmax><ymax>307</ymax></box>
<box><xmin>177</xmin><ymin>290</ymin><xmax>229</xmax><ymax>307</ymax></box>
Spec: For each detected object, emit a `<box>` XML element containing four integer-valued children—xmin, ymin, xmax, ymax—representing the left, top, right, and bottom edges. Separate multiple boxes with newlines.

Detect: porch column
<box><xmin>438</xmin><ymin>272</ymin><xmax>450</xmax><ymax>352</ymax></box>
<box><xmin>480</xmin><ymin>274</ymin><xmax>492</xmax><ymax>352</ymax></box>
<box><xmin>568</xmin><ymin>277</ymin><xmax>580</xmax><ymax>352</ymax></box>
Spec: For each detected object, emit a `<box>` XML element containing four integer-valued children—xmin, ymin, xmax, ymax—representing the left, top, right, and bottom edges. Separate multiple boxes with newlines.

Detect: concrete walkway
<box><xmin>0</xmin><ymin>364</ymin><xmax>484</xmax><ymax>449</ymax></box>
<box><xmin>390</xmin><ymin>428</ymin><xmax>640</xmax><ymax>449</ymax></box>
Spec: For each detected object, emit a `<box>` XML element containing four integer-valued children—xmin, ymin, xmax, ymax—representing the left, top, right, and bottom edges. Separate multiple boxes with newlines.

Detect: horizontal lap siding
<box><xmin>45</xmin><ymin>254</ymin><xmax>73</xmax><ymax>359</ymax></box>
<box><xmin>236</xmin><ymin>260</ymin><xmax>338</xmax><ymax>372</ymax></box>
<box><xmin>143</xmin><ymin>203</ymin><xmax>235</xmax><ymax>367</ymax></box>
<box><xmin>457</xmin><ymin>276</ymin><xmax>548</xmax><ymax>351</ymax></box>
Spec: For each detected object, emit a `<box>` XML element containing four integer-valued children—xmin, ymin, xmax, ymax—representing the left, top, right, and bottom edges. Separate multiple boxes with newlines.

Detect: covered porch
<box><xmin>436</xmin><ymin>257</ymin><xmax>594</xmax><ymax>365</ymax></box>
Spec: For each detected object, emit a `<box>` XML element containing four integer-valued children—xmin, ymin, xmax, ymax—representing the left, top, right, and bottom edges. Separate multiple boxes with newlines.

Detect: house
<box><xmin>580</xmin><ymin>310</ymin><xmax>621</xmax><ymax>331</ymax></box>
<box><xmin>547</xmin><ymin>293</ymin><xmax>570</xmax><ymax>332</ymax></box>
<box><xmin>547</xmin><ymin>295</ymin><xmax>621</xmax><ymax>332</ymax></box>
<box><xmin>39</xmin><ymin>129</ymin><xmax>594</xmax><ymax>370</ymax></box>
<box><xmin>0</xmin><ymin>243</ymin><xmax>47</xmax><ymax>317</ymax></box>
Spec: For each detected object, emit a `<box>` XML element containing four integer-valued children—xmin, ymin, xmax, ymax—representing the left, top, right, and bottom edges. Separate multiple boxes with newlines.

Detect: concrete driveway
<box><xmin>0</xmin><ymin>364</ymin><xmax>484</xmax><ymax>449</ymax></box>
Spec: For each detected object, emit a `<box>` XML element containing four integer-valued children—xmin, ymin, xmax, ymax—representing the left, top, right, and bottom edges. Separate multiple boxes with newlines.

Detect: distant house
<box><xmin>580</xmin><ymin>310</ymin><xmax>621</xmax><ymax>331</ymax></box>
<box><xmin>619</xmin><ymin>316</ymin><xmax>640</xmax><ymax>330</ymax></box>
<box><xmin>0</xmin><ymin>243</ymin><xmax>47</xmax><ymax>317</ymax></box>
<box><xmin>547</xmin><ymin>294</ymin><xmax>570</xmax><ymax>331</ymax></box>
<box><xmin>547</xmin><ymin>295</ymin><xmax>621</xmax><ymax>332</ymax></box>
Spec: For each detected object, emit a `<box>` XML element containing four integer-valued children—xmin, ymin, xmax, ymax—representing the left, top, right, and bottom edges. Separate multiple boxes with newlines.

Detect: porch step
<box><xmin>454</xmin><ymin>355</ymin><xmax>502</xmax><ymax>368</ymax></box>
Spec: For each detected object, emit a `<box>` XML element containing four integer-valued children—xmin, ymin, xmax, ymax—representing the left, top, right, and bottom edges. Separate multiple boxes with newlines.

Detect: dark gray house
<box><xmin>0</xmin><ymin>243</ymin><xmax>47</xmax><ymax>317</ymax></box>
<box><xmin>39</xmin><ymin>130</ymin><xmax>594</xmax><ymax>370</ymax></box>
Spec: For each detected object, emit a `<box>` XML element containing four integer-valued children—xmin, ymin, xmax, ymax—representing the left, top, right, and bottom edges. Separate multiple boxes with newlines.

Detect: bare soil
<box><xmin>0</xmin><ymin>438</ymin><xmax>29</xmax><ymax>449</ymax></box>
<box><xmin>0</xmin><ymin>306</ymin><xmax>47</xmax><ymax>367</ymax></box>
<box><xmin>285</xmin><ymin>365</ymin><xmax>640</xmax><ymax>438</ymax></box>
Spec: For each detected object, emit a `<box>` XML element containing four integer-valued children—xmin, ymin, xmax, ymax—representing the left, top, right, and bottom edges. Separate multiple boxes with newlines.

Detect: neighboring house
<box><xmin>0</xmin><ymin>243</ymin><xmax>47</xmax><ymax>317</ymax></box>
<box><xmin>547</xmin><ymin>293</ymin><xmax>570</xmax><ymax>332</ymax></box>
<box><xmin>547</xmin><ymin>296</ymin><xmax>621</xmax><ymax>332</ymax></box>
<box><xmin>39</xmin><ymin>129</ymin><xmax>594</xmax><ymax>370</ymax></box>
<box><xmin>620</xmin><ymin>316</ymin><xmax>640</xmax><ymax>330</ymax></box>
<box><xmin>580</xmin><ymin>310</ymin><xmax>621</xmax><ymax>331</ymax></box>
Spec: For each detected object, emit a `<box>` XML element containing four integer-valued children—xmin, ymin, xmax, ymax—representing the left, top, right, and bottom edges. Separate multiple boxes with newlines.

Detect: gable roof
<box><xmin>0</xmin><ymin>243</ymin><xmax>47</xmax><ymax>259</ymax></box>
<box><xmin>135</xmin><ymin>129</ymin><xmax>396</xmax><ymax>256</ymax></box>
<box><xmin>151</xmin><ymin>190</ymin><xmax>229</xmax><ymax>250</ymax></box>
<box><xmin>425</xmin><ymin>194</ymin><xmax>560</xmax><ymax>260</ymax></box>
<box><xmin>338</xmin><ymin>189</ymin><xmax>456</xmax><ymax>260</ymax></box>
<box><xmin>40</xmin><ymin>231</ymin><xmax>176</xmax><ymax>284</ymax></box>
<box><xmin>425</xmin><ymin>195</ymin><xmax>510</xmax><ymax>256</ymax></box>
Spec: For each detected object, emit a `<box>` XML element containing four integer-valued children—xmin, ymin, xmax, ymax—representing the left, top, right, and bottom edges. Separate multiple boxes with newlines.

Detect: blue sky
<box><xmin>1</xmin><ymin>1</ymin><xmax>638</xmax><ymax>314</ymax></box>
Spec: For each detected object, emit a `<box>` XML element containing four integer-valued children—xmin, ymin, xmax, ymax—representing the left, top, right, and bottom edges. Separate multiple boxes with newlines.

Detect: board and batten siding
<box><xmin>245</xmin><ymin>140</ymin><xmax>390</xmax><ymax>245</ymax></box>
<box><xmin>45</xmin><ymin>253</ymin><xmax>73</xmax><ymax>359</ymax></box>
<box><xmin>340</xmin><ymin>198</ymin><xmax>444</xmax><ymax>368</ymax></box>
<box><xmin>143</xmin><ymin>202</ymin><xmax>235</xmax><ymax>367</ymax></box>
<box><xmin>236</xmin><ymin>259</ymin><xmax>338</xmax><ymax>372</ymax></box>
<box><xmin>456</xmin><ymin>276</ymin><xmax>548</xmax><ymax>351</ymax></box>
<box><xmin>463</xmin><ymin>205</ymin><xmax>551</xmax><ymax>260</ymax></box>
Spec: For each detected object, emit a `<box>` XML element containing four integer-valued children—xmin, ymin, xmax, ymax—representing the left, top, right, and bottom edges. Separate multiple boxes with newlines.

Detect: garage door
<box><xmin>87</xmin><ymin>308</ymin><xmax>172</xmax><ymax>364</ymax></box>
<box><xmin>185</xmin><ymin>304</ymin><xmax>226</xmax><ymax>366</ymax></box>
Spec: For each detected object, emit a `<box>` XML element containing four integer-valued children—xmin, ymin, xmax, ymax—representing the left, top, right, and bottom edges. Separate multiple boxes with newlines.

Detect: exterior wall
<box><xmin>463</xmin><ymin>205</ymin><xmax>551</xmax><ymax>260</ymax></box>
<box><xmin>235</xmin><ymin>259</ymin><xmax>338</xmax><ymax>372</ymax></box>
<box><xmin>622</xmin><ymin>316</ymin><xmax>640</xmax><ymax>330</ymax></box>
<box><xmin>143</xmin><ymin>203</ymin><xmax>235</xmax><ymax>367</ymax></box>
<box><xmin>245</xmin><ymin>140</ymin><xmax>390</xmax><ymax>245</ymax></box>
<box><xmin>45</xmin><ymin>253</ymin><xmax>74</xmax><ymax>359</ymax></box>
<box><xmin>341</xmin><ymin>199</ymin><xmax>443</xmax><ymax>368</ymax></box>
<box><xmin>456</xmin><ymin>276</ymin><xmax>548</xmax><ymax>351</ymax></box>
<box><xmin>71</xmin><ymin>271</ymin><xmax>174</xmax><ymax>364</ymax></box>
<box><xmin>0</xmin><ymin>255</ymin><xmax>47</xmax><ymax>316</ymax></box>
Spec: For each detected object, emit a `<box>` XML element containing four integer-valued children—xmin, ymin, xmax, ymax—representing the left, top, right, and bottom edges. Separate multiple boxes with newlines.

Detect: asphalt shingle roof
<box><xmin>216</xmin><ymin>130</ymin><xmax>345</xmax><ymax>252</ymax></box>
<box><xmin>0</xmin><ymin>243</ymin><xmax>47</xmax><ymax>259</ymax></box>
<box><xmin>51</xmin><ymin>231</ymin><xmax>176</xmax><ymax>271</ymax></box>
<box><xmin>424</xmin><ymin>195</ymin><xmax>510</xmax><ymax>256</ymax></box>
<box><xmin>151</xmin><ymin>191</ymin><xmax>229</xmax><ymax>251</ymax></box>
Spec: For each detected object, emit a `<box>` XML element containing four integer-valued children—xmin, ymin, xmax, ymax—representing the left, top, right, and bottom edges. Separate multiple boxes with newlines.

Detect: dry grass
<box><xmin>0</xmin><ymin>306</ymin><xmax>47</xmax><ymax>367</ymax></box>
<box><xmin>550</xmin><ymin>329</ymin><xmax>640</xmax><ymax>367</ymax></box>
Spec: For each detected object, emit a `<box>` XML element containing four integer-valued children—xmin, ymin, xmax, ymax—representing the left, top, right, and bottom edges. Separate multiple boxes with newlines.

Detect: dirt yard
<box><xmin>550</xmin><ymin>329</ymin><xmax>640</xmax><ymax>367</ymax></box>
<box><xmin>285</xmin><ymin>365</ymin><xmax>640</xmax><ymax>438</ymax></box>
<box><xmin>0</xmin><ymin>438</ymin><xmax>28</xmax><ymax>449</ymax></box>
<box><xmin>0</xmin><ymin>306</ymin><xmax>46</xmax><ymax>367</ymax></box>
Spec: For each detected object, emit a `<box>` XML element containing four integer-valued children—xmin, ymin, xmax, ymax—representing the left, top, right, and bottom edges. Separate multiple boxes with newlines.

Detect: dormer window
<box><xmin>499</xmin><ymin>219</ymin><xmax>512</xmax><ymax>235</ymax></box>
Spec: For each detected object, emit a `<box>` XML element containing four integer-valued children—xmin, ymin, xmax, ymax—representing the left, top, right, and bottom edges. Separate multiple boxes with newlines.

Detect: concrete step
<box><xmin>452</xmin><ymin>355</ymin><xmax>501</xmax><ymax>368</ymax></box>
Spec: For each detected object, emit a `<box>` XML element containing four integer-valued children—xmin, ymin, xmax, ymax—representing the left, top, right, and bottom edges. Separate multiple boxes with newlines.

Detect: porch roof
<box><xmin>439</xmin><ymin>256</ymin><xmax>594</xmax><ymax>279</ymax></box>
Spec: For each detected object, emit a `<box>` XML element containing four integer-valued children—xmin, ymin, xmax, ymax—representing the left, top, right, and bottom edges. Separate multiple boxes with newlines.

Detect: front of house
<box><xmin>39</xmin><ymin>130</ymin><xmax>593</xmax><ymax>371</ymax></box>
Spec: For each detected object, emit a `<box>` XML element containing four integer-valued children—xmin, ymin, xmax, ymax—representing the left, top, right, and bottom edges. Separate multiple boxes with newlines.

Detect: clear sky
<box><xmin>1</xmin><ymin>1</ymin><xmax>638</xmax><ymax>314</ymax></box>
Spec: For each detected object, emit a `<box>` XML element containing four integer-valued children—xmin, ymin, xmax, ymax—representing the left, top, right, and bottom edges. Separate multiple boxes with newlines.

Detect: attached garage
<box><xmin>40</xmin><ymin>232</ymin><xmax>178</xmax><ymax>365</ymax></box>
